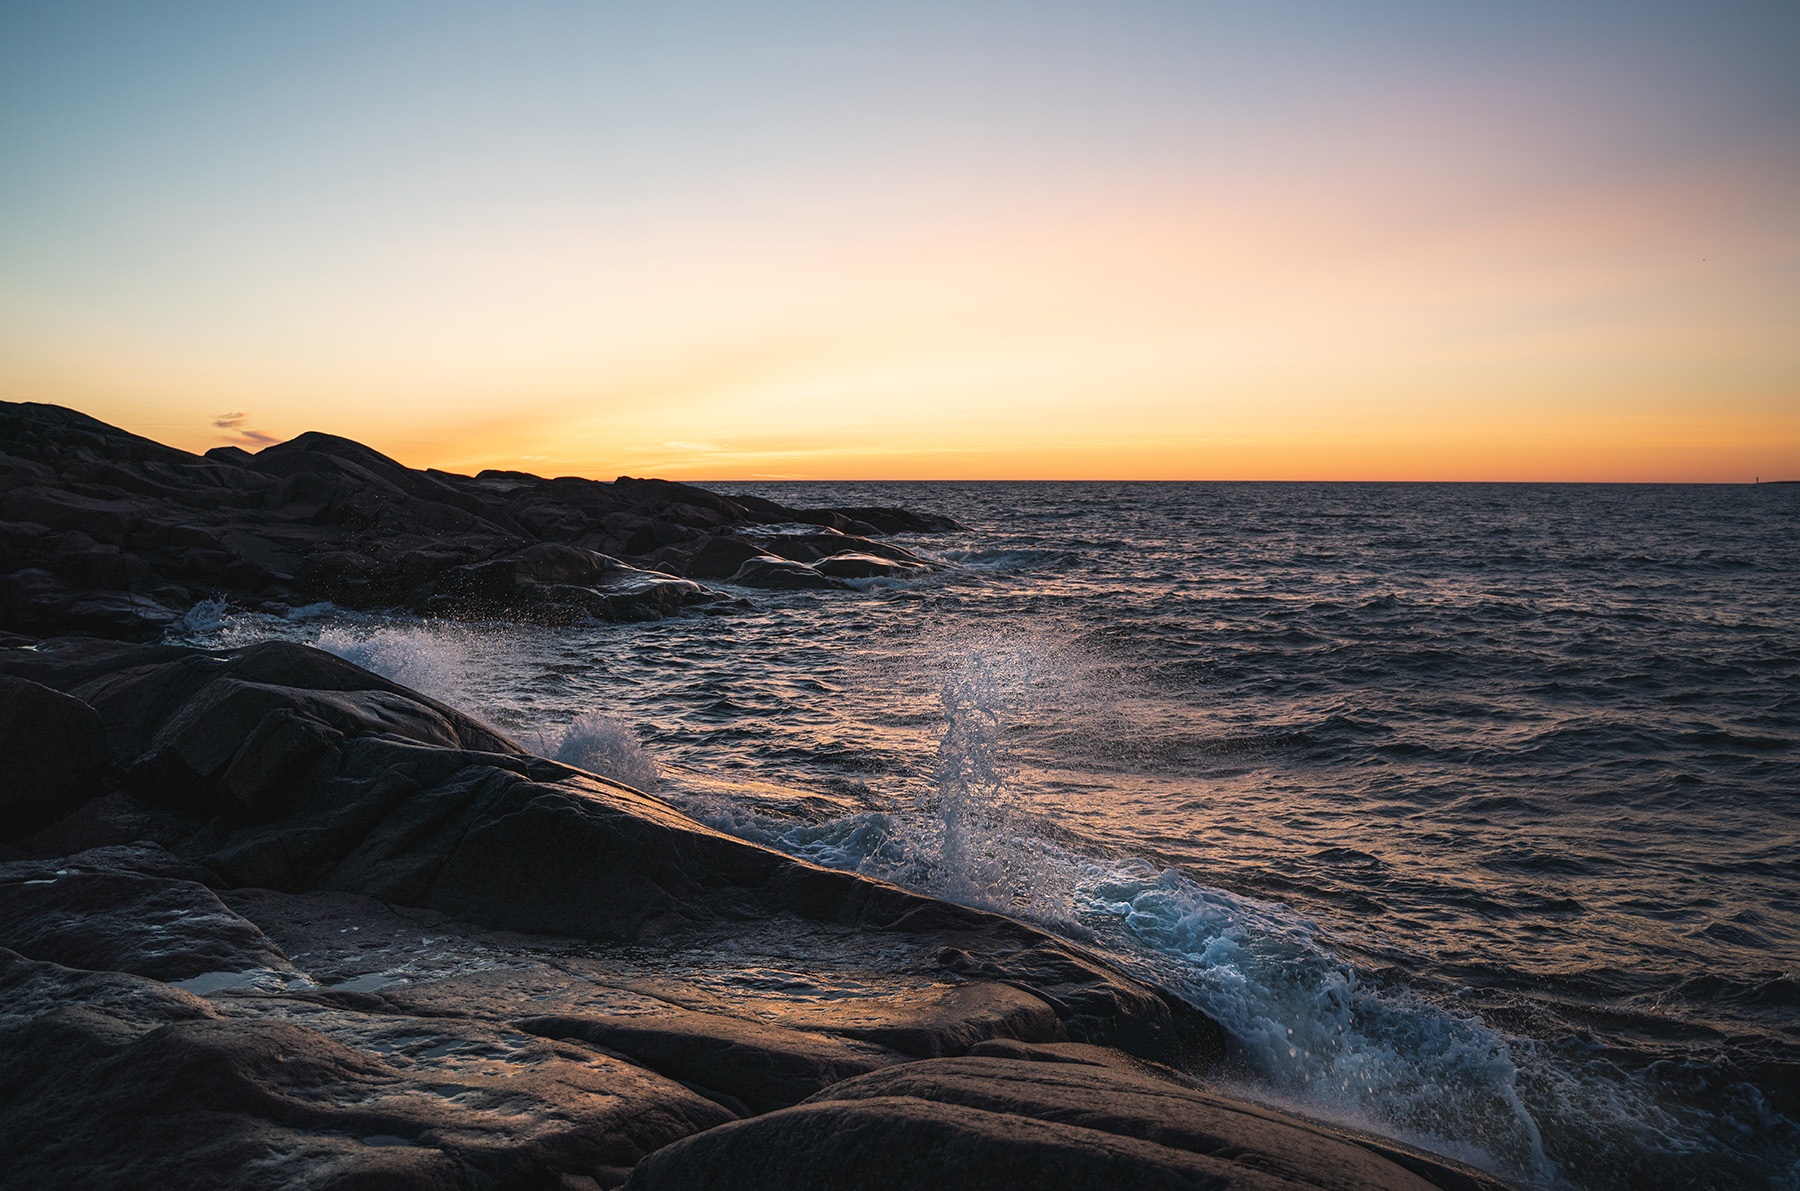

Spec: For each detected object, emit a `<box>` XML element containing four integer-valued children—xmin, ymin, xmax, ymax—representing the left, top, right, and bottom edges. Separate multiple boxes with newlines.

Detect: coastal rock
<box><xmin>727</xmin><ymin>556</ymin><xmax>847</xmax><ymax>590</ymax></box>
<box><xmin>0</xmin><ymin>949</ymin><xmax>735</xmax><ymax>1191</ymax></box>
<box><xmin>519</xmin><ymin>1007</ymin><xmax>895</xmax><ymax>1115</ymax></box>
<box><xmin>0</xmin><ymin>854</ymin><xmax>298</xmax><ymax>984</ymax></box>
<box><xmin>665</xmin><ymin>534</ymin><xmax>773</xmax><ymax>580</ymax></box>
<box><xmin>754</xmin><ymin>530</ymin><xmax>931</xmax><ymax>568</ymax></box>
<box><xmin>820</xmin><ymin>506</ymin><xmax>967</xmax><ymax>535</ymax></box>
<box><xmin>771</xmin><ymin>980</ymin><xmax>1067</xmax><ymax>1059</ymax></box>
<box><xmin>719</xmin><ymin>494</ymin><xmax>966</xmax><ymax>536</ymax></box>
<box><xmin>3</xmin><ymin>636</ymin><xmax>1220</xmax><ymax>1069</ymax></box>
<box><xmin>0</xmin><ymin>674</ymin><xmax>107</xmax><ymax>832</ymax></box>
<box><xmin>1</xmin><ymin>401</ymin><xmax>961</xmax><ymax>638</ymax></box>
<box><xmin>0</xmin><ymin>847</ymin><xmax>1239</xmax><ymax>1191</ymax></box>
<box><xmin>628</xmin><ymin>1057</ymin><xmax>1505</xmax><ymax>1191</ymax></box>
<box><xmin>0</xmin><ymin>632</ymin><xmax>1515</xmax><ymax>1191</ymax></box>
<box><xmin>0</xmin><ymin>565</ymin><xmax>183</xmax><ymax>640</ymax></box>
<box><xmin>814</xmin><ymin>551</ymin><xmax>927</xmax><ymax>580</ymax></box>
<box><xmin>426</xmin><ymin>543</ymin><xmax>716</xmax><ymax>622</ymax></box>
<box><xmin>939</xmin><ymin>943</ymin><xmax>1225</xmax><ymax>1068</ymax></box>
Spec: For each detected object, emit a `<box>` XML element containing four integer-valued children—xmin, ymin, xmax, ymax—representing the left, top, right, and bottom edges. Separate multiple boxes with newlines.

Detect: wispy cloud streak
<box><xmin>213</xmin><ymin>412</ymin><xmax>282</xmax><ymax>448</ymax></box>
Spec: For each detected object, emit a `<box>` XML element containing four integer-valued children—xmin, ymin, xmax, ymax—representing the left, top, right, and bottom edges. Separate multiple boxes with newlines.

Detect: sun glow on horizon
<box><xmin>2</xmin><ymin>3</ymin><xmax>1796</xmax><ymax>481</ymax></box>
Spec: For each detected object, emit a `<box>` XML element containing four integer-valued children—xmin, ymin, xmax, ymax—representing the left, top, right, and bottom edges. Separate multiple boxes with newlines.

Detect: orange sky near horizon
<box><xmin>3</xmin><ymin>3</ymin><xmax>1796</xmax><ymax>482</ymax></box>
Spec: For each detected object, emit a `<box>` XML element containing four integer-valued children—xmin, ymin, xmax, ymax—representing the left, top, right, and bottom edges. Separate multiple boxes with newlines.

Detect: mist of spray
<box><xmin>317</xmin><ymin>625</ymin><xmax>661</xmax><ymax>791</ymax></box>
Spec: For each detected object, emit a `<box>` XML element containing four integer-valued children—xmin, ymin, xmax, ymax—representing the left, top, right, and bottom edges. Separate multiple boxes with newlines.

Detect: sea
<box><xmin>176</xmin><ymin>481</ymin><xmax>1800</xmax><ymax>1191</ymax></box>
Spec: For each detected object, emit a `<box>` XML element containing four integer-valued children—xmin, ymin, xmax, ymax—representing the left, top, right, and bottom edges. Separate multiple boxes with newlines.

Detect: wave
<box><xmin>650</xmin><ymin>628</ymin><xmax>1800</xmax><ymax>1191</ymax></box>
<box><xmin>928</xmin><ymin>546</ymin><xmax>1081</xmax><ymax>571</ymax></box>
<box><xmin>158</xmin><ymin>480</ymin><xmax>1800</xmax><ymax>1191</ymax></box>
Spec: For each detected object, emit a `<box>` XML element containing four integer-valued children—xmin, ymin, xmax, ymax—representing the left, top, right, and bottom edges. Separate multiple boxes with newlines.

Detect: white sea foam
<box><xmin>317</xmin><ymin>624</ymin><xmax>489</xmax><ymax>711</ymax></box>
<box><xmin>314</xmin><ymin>624</ymin><xmax>666</xmax><ymax>790</ymax></box>
<box><xmin>179</xmin><ymin>597</ymin><xmax>231</xmax><ymax>633</ymax></box>
<box><xmin>524</xmin><ymin>711</ymin><xmax>662</xmax><ymax>791</ymax></box>
<box><xmin>1080</xmin><ymin>864</ymin><xmax>1555</xmax><ymax>1182</ymax></box>
<box><xmin>712</xmin><ymin>626</ymin><xmax>1569</xmax><ymax>1183</ymax></box>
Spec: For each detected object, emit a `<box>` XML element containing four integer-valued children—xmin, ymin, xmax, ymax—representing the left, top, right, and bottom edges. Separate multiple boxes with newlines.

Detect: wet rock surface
<box><xmin>628</xmin><ymin>1057</ymin><xmax>1508</xmax><ymax>1191</ymax></box>
<box><xmin>0</xmin><ymin>946</ymin><xmax>735</xmax><ymax>1191</ymax></box>
<box><xmin>0</xmin><ymin>632</ymin><xmax>1513</xmax><ymax>1189</ymax></box>
<box><xmin>1</xmin><ymin>401</ymin><xmax>962</xmax><ymax>637</ymax></box>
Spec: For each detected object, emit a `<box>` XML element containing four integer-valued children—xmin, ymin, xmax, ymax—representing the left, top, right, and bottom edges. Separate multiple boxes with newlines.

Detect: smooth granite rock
<box><xmin>0</xmin><ymin>948</ymin><xmax>734</xmax><ymax>1191</ymax></box>
<box><xmin>727</xmin><ymin>555</ymin><xmax>848</xmax><ymax>590</ymax></box>
<box><xmin>519</xmin><ymin>1007</ymin><xmax>895</xmax><ymax>1115</ymax></box>
<box><xmin>0</xmin><ymin>857</ymin><xmax>297</xmax><ymax>984</ymax></box>
<box><xmin>627</xmin><ymin>1057</ymin><xmax>1512</xmax><ymax>1191</ymax></box>
<box><xmin>814</xmin><ymin>552</ymin><xmax>927</xmax><ymax>580</ymax></box>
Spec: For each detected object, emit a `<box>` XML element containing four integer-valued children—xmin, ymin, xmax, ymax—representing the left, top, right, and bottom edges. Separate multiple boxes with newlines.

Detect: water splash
<box><xmin>179</xmin><ymin>597</ymin><xmax>231</xmax><ymax>633</ymax></box>
<box><xmin>317</xmin><ymin>624</ymin><xmax>488</xmax><ymax>709</ymax></box>
<box><xmin>910</xmin><ymin>629</ymin><xmax>1096</xmax><ymax>918</ymax></box>
<box><xmin>315</xmin><ymin>625</ymin><xmax>664</xmax><ymax>790</ymax></box>
<box><xmin>525</xmin><ymin>711</ymin><xmax>661</xmax><ymax>791</ymax></box>
<box><xmin>930</xmin><ymin>649</ymin><xmax>1028</xmax><ymax>906</ymax></box>
<box><xmin>152</xmin><ymin>575</ymin><xmax>1800</xmax><ymax>1190</ymax></box>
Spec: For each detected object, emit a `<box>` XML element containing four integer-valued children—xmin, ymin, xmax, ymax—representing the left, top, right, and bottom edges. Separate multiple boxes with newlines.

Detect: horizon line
<box><xmin>680</xmin><ymin>476</ymin><xmax>1791</xmax><ymax>486</ymax></box>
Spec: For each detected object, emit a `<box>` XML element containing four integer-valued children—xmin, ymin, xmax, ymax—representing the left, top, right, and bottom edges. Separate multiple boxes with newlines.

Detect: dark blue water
<box><xmin>184</xmin><ymin>482</ymin><xmax>1800</xmax><ymax>1190</ymax></box>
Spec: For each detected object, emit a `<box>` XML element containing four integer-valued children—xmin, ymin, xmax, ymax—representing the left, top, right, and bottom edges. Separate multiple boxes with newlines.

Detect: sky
<box><xmin>2</xmin><ymin>1</ymin><xmax>1796</xmax><ymax>480</ymax></box>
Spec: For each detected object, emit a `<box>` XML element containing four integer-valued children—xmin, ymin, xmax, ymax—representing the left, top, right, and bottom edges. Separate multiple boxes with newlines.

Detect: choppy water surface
<box><xmin>187</xmin><ymin>482</ymin><xmax>1800</xmax><ymax>1190</ymax></box>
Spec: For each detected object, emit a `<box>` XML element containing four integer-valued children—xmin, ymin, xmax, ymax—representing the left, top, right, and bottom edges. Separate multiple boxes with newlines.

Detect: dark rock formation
<box><xmin>814</xmin><ymin>551</ymin><xmax>928</xmax><ymax>581</ymax></box>
<box><xmin>0</xmin><ymin>402</ymin><xmax>964</xmax><ymax>639</ymax></box>
<box><xmin>0</xmin><ymin>946</ymin><xmax>735</xmax><ymax>1190</ymax></box>
<box><xmin>628</xmin><ymin>1057</ymin><xmax>1509</xmax><ymax>1191</ymax></box>
<box><xmin>727</xmin><ymin>555</ymin><xmax>848</xmax><ymax>590</ymax></box>
<box><xmin>0</xmin><ymin>447</ymin><xmax>1514</xmax><ymax>1190</ymax></box>
<box><xmin>519</xmin><ymin>1008</ymin><xmax>892</xmax><ymax>1116</ymax></box>
<box><xmin>652</xmin><ymin>533</ymin><xmax>771</xmax><ymax>580</ymax></box>
<box><xmin>0</xmin><ymin>632</ymin><xmax>1427</xmax><ymax>1189</ymax></box>
<box><xmin>0</xmin><ymin>673</ymin><xmax>106</xmax><ymax>833</ymax></box>
<box><xmin>0</xmin><ymin>855</ymin><xmax>296</xmax><ymax>983</ymax></box>
<box><xmin>2</xmin><ymin>639</ymin><xmax>1208</xmax><ymax>1064</ymax></box>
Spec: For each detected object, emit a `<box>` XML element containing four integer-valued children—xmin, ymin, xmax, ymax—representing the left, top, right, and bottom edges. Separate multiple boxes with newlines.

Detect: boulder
<box><xmin>814</xmin><ymin>552</ymin><xmax>925</xmax><ymax>581</ymax></box>
<box><xmin>673</xmin><ymin>535</ymin><xmax>773</xmax><ymax>580</ymax></box>
<box><xmin>0</xmin><ymin>674</ymin><xmax>107</xmax><ymax>835</ymax></box>
<box><xmin>727</xmin><ymin>557</ymin><xmax>847</xmax><ymax>590</ymax></box>
<box><xmin>627</xmin><ymin>1057</ymin><xmax>1509</xmax><ymax>1191</ymax></box>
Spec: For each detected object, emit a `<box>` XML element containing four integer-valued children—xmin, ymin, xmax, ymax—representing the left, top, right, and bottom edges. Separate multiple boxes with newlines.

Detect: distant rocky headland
<box><xmin>1</xmin><ymin>403</ymin><xmax>1510</xmax><ymax>1190</ymax></box>
<box><xmin>0</xmin><ymin>401</ymin><xmax>961</xmax><ymax>641</ymax></box>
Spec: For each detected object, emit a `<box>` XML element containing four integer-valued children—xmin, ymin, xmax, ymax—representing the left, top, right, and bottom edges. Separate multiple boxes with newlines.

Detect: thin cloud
<box><xmin>212</xmin><ymin>412</ymin><xmax>283</xmax><ymax>448</ymax></box>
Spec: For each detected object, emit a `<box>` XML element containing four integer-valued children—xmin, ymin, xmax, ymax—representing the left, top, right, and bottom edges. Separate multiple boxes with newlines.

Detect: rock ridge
<box><xmin>1</xmin><ymin>401</ymin><xmax>963</xmax><ymax>639</ymax></box>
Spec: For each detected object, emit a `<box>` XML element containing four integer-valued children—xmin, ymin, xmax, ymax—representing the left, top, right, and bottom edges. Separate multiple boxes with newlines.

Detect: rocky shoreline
<box><xmin>1</xmin><ymin>401</ymin><xmax>959</xmax><ymax>642</ymax></box>
<box><xmin>1</xmin><ymin>406</ymin><xmax>1513</xmax><ymax>1190</ymax></box>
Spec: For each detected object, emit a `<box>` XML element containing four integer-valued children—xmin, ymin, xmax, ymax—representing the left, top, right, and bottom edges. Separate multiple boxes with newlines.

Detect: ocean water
<box><xmin>181</xmin><ymin>482</ymin><xmax>1800</xmax><ymax>1190</ymax></box>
